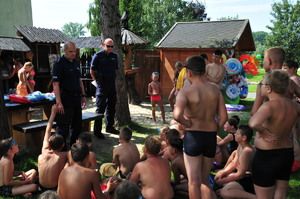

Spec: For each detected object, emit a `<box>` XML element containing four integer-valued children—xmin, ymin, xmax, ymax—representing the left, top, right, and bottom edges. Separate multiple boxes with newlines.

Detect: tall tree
<box><xmin>88</xmin><ymin>0</ymin><xmax>206</xmax><ymax>46</ymax></box>
<box><xmin>252</xmin><ymin>31</ymin><xmax>268</xmax><ymax>45</ymax></box>
<box><xmin>266</xmin><ymin>0</ymin><xmax>300</xmax><ymax>63</ymax></box>
<box><xmin>61</xmin><ymin>22</ymin><xmax>86</xmax><ymax>38</ymax></box>
<box><xmin>0</xmin><ymin>67</ymin><xmax>10</xmax><ymax>139</ymax></box>
<box><xmin>100</xmin><ymin>0</ymin><xmax>131</xmax><ymax>126</ymax></box>
<box><xmin>87</xmin><ymin>1</ymin><xmax>101</xmax><ymax>36</ymax></box>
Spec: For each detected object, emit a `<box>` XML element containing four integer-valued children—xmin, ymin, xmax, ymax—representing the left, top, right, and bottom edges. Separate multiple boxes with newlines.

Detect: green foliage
<box><xmin>246</xmin><ymin>69</ymin><xmax>265</xmax><ymax>92</ymax></box>
<box><xmin>253</xmin><ymin>31</ymin><xmax>268</xmax><ymax>45</ymax></box>
<box><xmin>87</xmin><ymin>0</ymin><xmax>206</xmax><ymax>47</ymax></box>
<box><xmin>87</xmin><ymin>1</ymin><xmax>101</xmax><ymax>37</ymax></box>
<box><xmin>61</xmin><ymin>22</ymin><xmax>86</xmax><ymax>38</ymax></box>
<box><xmin>266</xmin><ymin>0</ymin><xmax>300</xmax><ymax>63</ymax></box>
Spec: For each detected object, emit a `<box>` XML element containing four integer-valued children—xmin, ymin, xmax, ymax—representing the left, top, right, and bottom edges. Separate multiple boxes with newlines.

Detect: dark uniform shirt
<box><xmin>52</xmin><ymin>56</ymin><xmax>81</xmax><ymax>93</ymax></box>
<box><xmin>90</xmin><ymin>50</ymin><xmax>118</xmax><ymax>81</ymax></box>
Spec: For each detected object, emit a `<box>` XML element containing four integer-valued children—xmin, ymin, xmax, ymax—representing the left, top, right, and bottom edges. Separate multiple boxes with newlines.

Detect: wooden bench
<box><xmin>12</xmin><ymin>112</ymin><xmax>104</xmax><ymax>154</ymax></box>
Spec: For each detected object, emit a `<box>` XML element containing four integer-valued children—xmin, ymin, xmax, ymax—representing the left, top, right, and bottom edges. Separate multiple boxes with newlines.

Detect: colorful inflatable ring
<box><xmin>223</xmin><ymin>91</ymin><xmax>240</xmax><ymax>104</ymax></box>
<box><xmin>239</xmin><ymin>86</ymin><xmax>248</xmax><ymax>99</ymax></box>
<box><xmin>221</xmin><ymin>54</ymin><xmax>227</xmax><ymax>64</ymax></box>
<box><xmin>225</xmin><ymin>58</ymin><xmax>242</xmax><ymax>75</ymax></box>
<box><xmin>225</xmin><ymin>104</ymin><xmax>245</xmax><ymax>111</ymax></box>
<box><xmin>226</xmin><ymin>84</ymin><xmax>240</xmax><ymax>100</ymax></box>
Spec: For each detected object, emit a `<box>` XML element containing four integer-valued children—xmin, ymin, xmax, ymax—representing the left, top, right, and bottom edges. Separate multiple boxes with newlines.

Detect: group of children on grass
<box><xmin>1</xmin><ymin>47</ymin><xmax>300</xmax><ymax>199</ymax></box>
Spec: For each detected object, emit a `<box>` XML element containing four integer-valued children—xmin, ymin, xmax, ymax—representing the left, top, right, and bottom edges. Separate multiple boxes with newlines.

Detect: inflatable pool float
<box><xmin>225</xmin><ymin>58</ymin><xmax>242</xmax><ymax>75</ymax></box>
<box><xmin>223</xmin><ymin>89</ymin><xmax>240</xmax><ymax>104</ymax></box>
<box><xmin>226</xmin><ymin>104</ymin><xmax>245</xmax><ymax>111</ymax></box>
<box><xmin>226</xmin><ymin>84</ymin><xmax>240</xmax><ymax>100</ymax></box>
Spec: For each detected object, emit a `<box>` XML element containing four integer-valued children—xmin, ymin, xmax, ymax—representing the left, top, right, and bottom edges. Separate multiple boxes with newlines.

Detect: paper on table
<box><xmin>91</xmin><ymin>80</ymin><xmax>98</xmax><ymax>87</ymax></box>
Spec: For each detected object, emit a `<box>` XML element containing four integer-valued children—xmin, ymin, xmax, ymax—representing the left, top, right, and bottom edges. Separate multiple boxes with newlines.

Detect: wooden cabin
<box><xmin>155</xmin><ymin>19</ymin><xmax>255</xmax><ymax>100</ymax></box>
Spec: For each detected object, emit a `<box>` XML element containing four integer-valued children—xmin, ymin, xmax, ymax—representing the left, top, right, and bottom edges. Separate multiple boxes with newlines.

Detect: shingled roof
<box><xmin>72</xmin><ymin>36</ymin><xmax>102</xmax><ymax>49</ymax></box>
<box><xmin>0</xmin><ymin>37</ymin><xmax>30</xmax><ymax>51</ymax></box>
<box><xmin>14</xmin><ymin>25</ymin><xmax>69</xmax><ymax>43</ymax></box>
<box><xmin>156</xmin><ymin>19</ymin><xmax>255</xmax><ymax>51</ymax></box>
<box><xmin>71</xmin><ymin>29</ymin><xmax>149</xmax><ymax>49</ymax></box>
<box><xmin>121</xmin><ymin>28</ymin><xmax>150</xmax><ymax>46</ymax></box>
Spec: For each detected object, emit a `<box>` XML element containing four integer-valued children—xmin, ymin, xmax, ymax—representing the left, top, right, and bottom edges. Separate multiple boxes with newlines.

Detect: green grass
<box><xmin>5</xmin><ymin>70</ymin><xmax>300</xmax><ymax>198</ymax></box>
<box><xmin>246</xmin><ymin>69</ymin><xmax>265</xmax><ymax>92</ymax></box>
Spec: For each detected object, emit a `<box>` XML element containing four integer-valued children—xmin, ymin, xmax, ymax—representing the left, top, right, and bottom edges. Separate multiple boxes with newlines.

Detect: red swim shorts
<box><xmin>151</xmin><ymin>95</ymin><xmax>161</xmax><ymax>101</ymax></box>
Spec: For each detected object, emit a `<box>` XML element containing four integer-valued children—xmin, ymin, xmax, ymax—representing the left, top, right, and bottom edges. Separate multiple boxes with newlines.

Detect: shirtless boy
<box><xmin>251</xmin><ymin>47</ymin><xmax>300</xmax><ymax>115</ymax></box>
<box><xmin>205</xmin><ymin>50</ymin><xmax>226</xmax><ymax>89</ymax></box>
<box><xmin>100</xmin><ymin>127</ymin><xmax>140</xmax><ymax>178</ymax></box>
<box><xmin>168</xmin><ymin>61</ymin><xmax>184</xmax><ymax>111</ymax></box>
<box><xmin>170</xmin><ymin>137</ymin><xmax>188</xmax><ymax>197</ymax></box>
<box><xmin>282</xmin><ymin>60</ymin><xmax>300</xmax><ymax>140</ymax></box>
<box><xmin>130</xmin><ymin>136</ymin><xmax>174</xmax><ymax>199</ymax></box>
<box><xmin>160</xmin><ymin>129</ymin><xmax>180</xmax><ymax>162</ymax></box>
<box><xmin>0</xmin><ymin>138</ymin><xmax>38</xmax><ymax>197</ymax></box>
<box><xmin>58</xmin><ymin>143</ymin><xmax>116</xmax><ymax>199</ymax></box>
<box><xmin>16</xmin><ymin>62</ymin><xmax>34</xmax><ymax>96</ymax></box>
<box><xmin>249</xmin><ymin>70</ymin><xmax>300</xmax><ymax>199</ymax></box>
<box><xmin>173</xmin><ymin>55</ymin><xmax>228</xmax><ymax>199</ymax></box>
<box><xmin>214</xmin><ymin>125</ymin><xmax>256</xmax><ymax>199</ymax></box>
<box><xmin>68</xmin><ymin>132</ymin><xmax>98</xmax><ymax>170</ymax></box>
<box><xmin>38</xmin><ymin>104</ymin><xmax>68</xmax><ymax>191</ymax></box>
<box><xmin>148</xmin><ymin>72</ymin><xmax>166</xmax><ymax>123</ymax></box>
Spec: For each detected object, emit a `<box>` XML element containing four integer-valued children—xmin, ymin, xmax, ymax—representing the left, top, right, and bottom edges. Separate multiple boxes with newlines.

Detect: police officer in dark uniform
<box><xmin>90</xmin><ymin>38</ymin><xmax>119</xmax><ymax>139</ymax></box>
<box><xmin>52</xmin><ymin>41</ymin><xmax>86</xmax><ymax>150</ymax></box>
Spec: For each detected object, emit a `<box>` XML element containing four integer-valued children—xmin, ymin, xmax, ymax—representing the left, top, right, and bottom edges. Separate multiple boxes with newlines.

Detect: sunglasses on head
<box><xmin>106</xmin><ymin>44</ymin><xmax>114</xmax><ymax>48</ymax></box>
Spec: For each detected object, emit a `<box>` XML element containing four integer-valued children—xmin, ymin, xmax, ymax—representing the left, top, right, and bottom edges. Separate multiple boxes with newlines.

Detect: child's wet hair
<box><xmin>165</xmin><ymin>129</ymin><xmax>180</xmax><ymax>141</ymax></box>
<box><xmin>170</xmin><ymin>137</ymin><xmax>183</xmax><ymax>152</ymax></box>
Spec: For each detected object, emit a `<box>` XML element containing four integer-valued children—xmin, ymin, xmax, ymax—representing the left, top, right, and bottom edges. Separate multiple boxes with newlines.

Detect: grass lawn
<box><xmin>5</xmin><ymin>68</ymin><xmax>300</xmax><ymax>198</ymax></box>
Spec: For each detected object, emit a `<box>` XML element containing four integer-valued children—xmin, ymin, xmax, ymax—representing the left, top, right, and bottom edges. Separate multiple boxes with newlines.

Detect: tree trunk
<box><xmin>0</xmin><ymin>64</ymin><xmax>10</xmax><ymax>139</ymax></box>
<box><xmin>100</xmin><ymin>0</ymin><xmax>131</xmax><ymax>126</ymax></box>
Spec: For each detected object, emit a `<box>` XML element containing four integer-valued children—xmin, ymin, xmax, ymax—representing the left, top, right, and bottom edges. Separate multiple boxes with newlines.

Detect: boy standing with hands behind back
<box><xmin>148</xmin><ymin>72</ymin><xmax>166</xmax><ymax>123</ymax></box>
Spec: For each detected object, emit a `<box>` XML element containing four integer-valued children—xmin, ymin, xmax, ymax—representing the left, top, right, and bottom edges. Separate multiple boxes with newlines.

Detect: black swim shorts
<box><xmin>183</xmin><ymin>131</ymin><xmax>216</xmax><ymax>157</ymax></box>
<box><xmin>252</xmin><ymin>147</ymin><xmax>294</xmax><ymax>187</ymax></box>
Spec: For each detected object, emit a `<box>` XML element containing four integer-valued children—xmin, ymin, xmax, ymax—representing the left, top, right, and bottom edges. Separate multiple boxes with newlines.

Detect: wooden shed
<box><xmin>0</xmin><ymin>36</ymin><xmax>31</xmax><ymax>93</ymax></box>
<box><xmin>156</xmin><ymin>19</ymin><xmax>255</xmax><ymax>100</ymax></box>
<box><xmin>14</xmin><ymin>25</ymin><xmax>69</xmax><ymax>92</ymax></box>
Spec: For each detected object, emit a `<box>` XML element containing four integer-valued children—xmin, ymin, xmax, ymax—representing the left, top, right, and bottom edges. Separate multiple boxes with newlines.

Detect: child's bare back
<box><xmin>130</xmin><ymin>136</ymin><xmax>174</xmax><ymax>199</ymax></box>
<box><xmin>175</xmin><ymin>80</ymin><xmax>226</xmax><ymax>131</ymax></box>
<box><xmin>113</xmin><ymin>142</ymin><xmax>140</xmax><ymax>176</ymax></box>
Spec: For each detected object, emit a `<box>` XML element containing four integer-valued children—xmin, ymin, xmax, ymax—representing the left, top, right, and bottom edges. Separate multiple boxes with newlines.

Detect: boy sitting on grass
<box><xmin>38</xmin><ymin>104</ymin><xmax>68</xmax><ymax>191</ymax></box>
<box><xmin>100</xmin><ymin>127</ymin><xmax>140</xmax><ymax>178</ymax></box>
<box><xmin>0</xmin><ymin>138</ymin><xmax>38</xmax><ymax>197</ymax></box>
<box><xmin>130</xmin><ymin>136</ymin><xmax>174</xmax><ymax>199</ymax></box>
<box><xmin>58</xmin><ymin>143</ymin><xmax>117</xmax><ymax>199</ymax></box>
<box><xmin>169</xmin><ymin>137</ymin><xmax>188</xmax><ymax>198</ymax></box>
<box><xmin>68</xmin><ymin>132</ymin><xmax>98</xmax><ymax>170</ymax></box>
<box><xmin>160</xmin><ymin>129</ymin><xmax>180</xmax><ymax>162</ymax></box>
<box><xmin>214</xmin><ymin>125</ymin><xmax>256</xmax><ymax>199</ymax></box>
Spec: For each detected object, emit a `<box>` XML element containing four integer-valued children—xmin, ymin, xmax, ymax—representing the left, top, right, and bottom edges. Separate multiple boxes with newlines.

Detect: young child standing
<box><xmin>168</xmin><ymin>61</ymin><xmax>184</xmax><ymax>111</ymax></box>
<box><xmin>0</xmin><ymin>138</ymin><xmax>38</xmax><ymax>197</ymax></box>
<box><xmin>148</xmin><ymin>72</ymin><xmax>166</xmax><ymax>123</ymax></box>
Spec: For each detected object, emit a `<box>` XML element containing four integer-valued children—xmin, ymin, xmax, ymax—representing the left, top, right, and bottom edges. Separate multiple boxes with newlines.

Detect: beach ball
<box><xmin>256</xmin><ymin>54</ymin><xmax>262</xmax><ymax>59</ymax></box>
<box><xmin>225</xmin><ymin>58</ymin><xmax>242</xmax><ymax>75</ymax></box>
